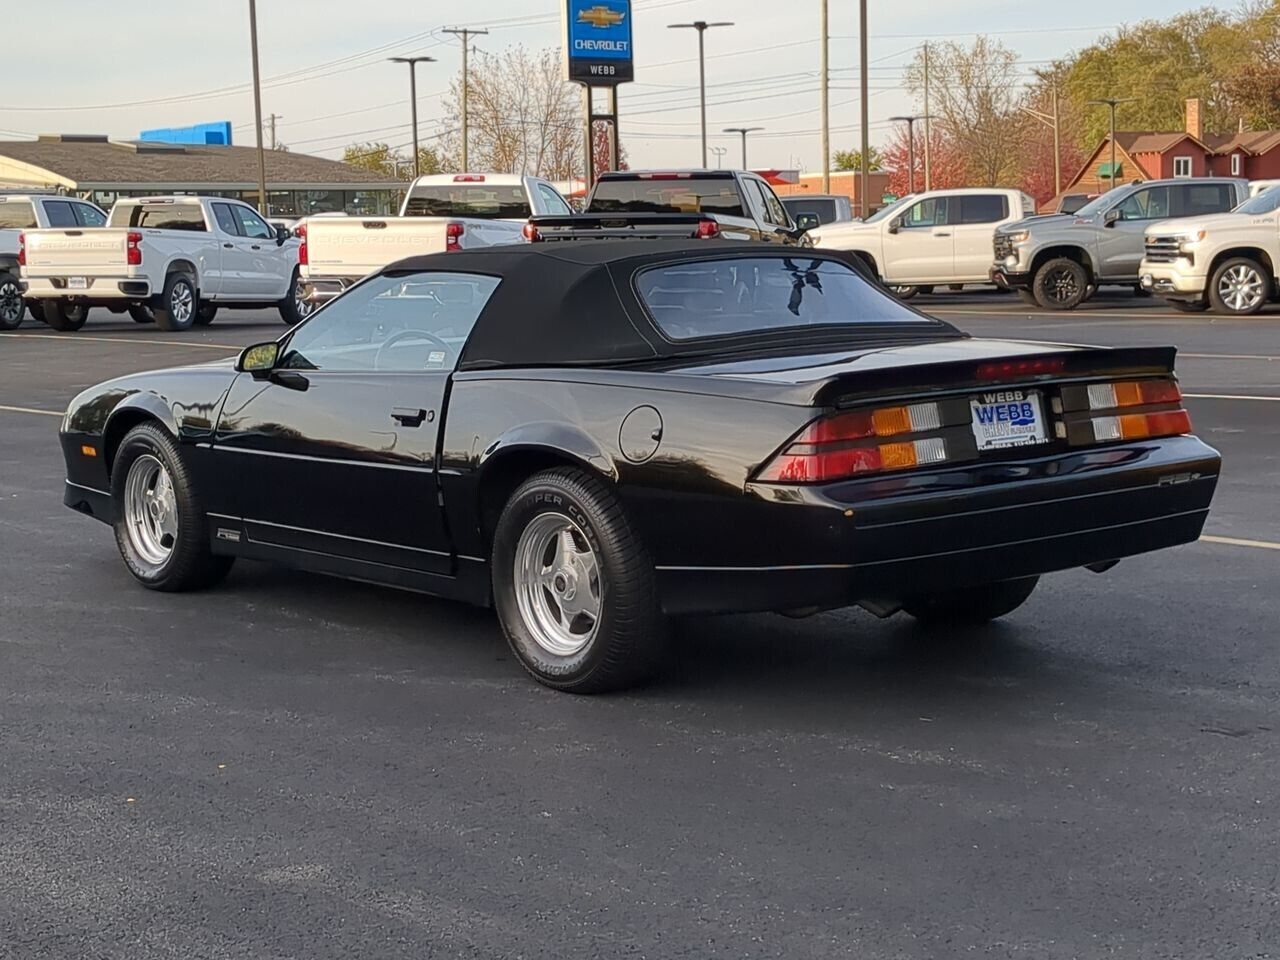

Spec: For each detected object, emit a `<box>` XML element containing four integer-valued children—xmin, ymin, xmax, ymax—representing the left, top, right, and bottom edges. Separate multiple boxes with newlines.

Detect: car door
<box><xmin>209</xmin><ymin>202</ymin><xmax>250</xmax><ymax>297</ymax></box>
<box><xmin>232</xmin><ymin>203</ymin><xmax>290</xmax><ymax>297</ymax></box>
<box><xmin>951</xmin><ymin>193</ymin><xmax>1010</xmax><ymax>281</ymax></box>
<box><xmin>1096</xmin><ymin>185</ymin><xmax>1172</xmax><ymax>279</ymax></box>
<box><xmin>757</xmin><ymin>180</ymin><xmax>801</xmax><ymax>245</ymax></box>
<box><xmin>882</xmin><ymin>195</ymin><xmax>954</xmax><ymax>282</ymax></box>
<box><xmin>527</xmin><ymin>176</ymin><xmax>573</xmax><ymax>217</ymax></box>
<box><xmin>211</xmin><ymin>269</ymin><xmax>501</xmax><ymax>575</ymax></box>
<box><xmin>738</xmin><ymin>178</ymin><xmax>777</xmax><ymax>241</ymax></box>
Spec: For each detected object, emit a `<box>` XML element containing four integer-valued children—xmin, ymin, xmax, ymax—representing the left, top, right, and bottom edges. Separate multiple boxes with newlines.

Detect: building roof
<box><xmin>1110</xmin><ymin>132</ymin><xmax>1209</xmax><ymax>155</ymax></box>
<box><xmin>0</xmin><ymin>135</ymin><xmax>400</xmax><ymax>190</ymax></box>
<box><xmin>1203</xmin><ymin>130</ymin><xmax>1280</xmax><ymax>156</ymax></box>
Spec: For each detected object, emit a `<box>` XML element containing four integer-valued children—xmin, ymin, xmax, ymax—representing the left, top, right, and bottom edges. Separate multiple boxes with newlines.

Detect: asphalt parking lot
<box><xmin>2</xmin><ymin>293</ymin><xmax>1278</xmax><ymax>959</ymax></box>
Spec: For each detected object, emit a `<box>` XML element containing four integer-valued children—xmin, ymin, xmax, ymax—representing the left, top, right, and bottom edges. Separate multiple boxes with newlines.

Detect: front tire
<box><xmin>279</xmin><ymin>269</ymin><xmax>311</xmax><ymax>325</ymax></box>
<box><xmin>1209</xmin><ymin>257</ymin><xmax>1269</xmax><ymax>315</ymax></box>
<box><xmin>492</xmin><ymin>468</ymin><xmax>665</xmax><ymax>693</ymax></box>
<box><xmin>44</xmin><ymin>300</ymin><xmax>88</xmax><ymax>331</ymax></box>
<box><xmin>129</xmin><ymin>305</ymin><xmax>155</xmax><ymax>324</ymax></box>
<box><xmin>1169</xmin><ymin>299</ymin><xmax>1210</xmax><ymax>313</ymax></box>
<box><xmin>154</xmin><ymin>272</ymin><xmax>197</xmax><ymax>331</ymax></box>
<box><xmin>1033</xmin><ymin>257</ymin><xmax>1089</xmax><ymax>310</ymax></box>
<box><xmin>889</xmin><ymin>285</ymin><xmax>919</xmax><ymax>300</ymax></box>
<box><xmin>903</xmin><ymin>576</ymin><xmax>1039</xmax><ymax>626</ymax></box>
<box><xmin>111</xmin><ymin>422</ymin><xmax>233</xmax><ymax>591</ymax></box>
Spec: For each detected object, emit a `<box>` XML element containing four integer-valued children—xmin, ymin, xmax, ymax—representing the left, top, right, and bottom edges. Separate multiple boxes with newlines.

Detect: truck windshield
<box><xmin>1071</xmin><ymin>192</ymin><xmax>1122</xmax><ymax>219</ymax></box>
<box><xmin>403</xmin><ymin>186</ymin><xmax>530</xmax><ymax>219</ymax></box>
<box><xmin>1233</xmin><ymin>187</ymin><xmax>1280</xmax><ymax>215</ymax></box>
<box><xmin>0</xmin><ymin>199</ymin><xmax>36</xmax><ymax>229</ymax></box>
<box><xmin>588</xmin><ymin>177</ymin><xmax>745</xmax><ymax>217</ymax></box>
<box><xmin>862</xmin><ymin>194</ymin><xmax>914</xmax><ymax>224</ymax></box>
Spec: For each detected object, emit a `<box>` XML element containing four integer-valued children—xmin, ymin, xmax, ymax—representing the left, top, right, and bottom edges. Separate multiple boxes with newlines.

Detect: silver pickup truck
<box><xmin>991</xmin><ymin>177</ymin><xmax>1247</xmax><ymax>309</ymax></box>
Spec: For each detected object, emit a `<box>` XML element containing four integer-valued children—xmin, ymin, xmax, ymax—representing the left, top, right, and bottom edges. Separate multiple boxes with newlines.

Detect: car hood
<box><xmin>1144</xmin><ymin>212</ymin><xmax>1248</xmax><ymax>235</ymax></box>
<box><xmin>810</xmin><ymin>219</ymin><xmax>879</xmax><ymax>246</ymax></box>
<box><xmin>996</xmin><ymin>214</ymin><xmax>1075</xmax><ymax>235</ymax></box>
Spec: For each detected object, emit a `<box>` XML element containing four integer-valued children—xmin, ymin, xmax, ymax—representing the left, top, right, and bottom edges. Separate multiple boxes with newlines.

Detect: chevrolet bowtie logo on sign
<box><xmin>577</xmin><ymin>4</ymin><xmax>625</xmax><ymax>28</ymax></box>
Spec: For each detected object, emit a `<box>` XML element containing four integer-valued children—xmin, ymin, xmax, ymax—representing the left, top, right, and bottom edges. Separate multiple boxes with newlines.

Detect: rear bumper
<box><xmin>655</xmin><ymin>436</ymin><xmax>1220</xmax><ymax>615</ymax></box>
<box><xmin>21</xmin><ymin>276</ymin><xmax>151</xmax><ymax>300</ymax></box>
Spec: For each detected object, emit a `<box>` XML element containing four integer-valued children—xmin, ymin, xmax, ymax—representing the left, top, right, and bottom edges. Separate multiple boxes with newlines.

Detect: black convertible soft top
<box><xmin>379</xmin><ymin>241</ymin><xmax>959</xmax><ymax>371</ymax></box>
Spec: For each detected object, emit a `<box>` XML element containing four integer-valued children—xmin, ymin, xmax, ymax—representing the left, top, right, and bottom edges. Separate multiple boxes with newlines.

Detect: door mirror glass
<box><xmin>238</xmin><ymin>341</ymin><xmax>280</xmax><ymax>376</ymax></box>
<box><xmin>1103</xmin><ymin>208</ymin><xmax>1121</xmax><ymax>226</ymax></box>
<box><xmin>794</xmin><ymin>212</ymin><xmax>821</xmax><ymax>232</ymax></box>
<box><xmin>275</xmin><ymin>224</ymin><xmax>291</xmax><ymax>245</ymax></box>
<box><xmin>888</xmin><ymin>217</ymin><xmax>902</xmax><ymax>234</ymax></box>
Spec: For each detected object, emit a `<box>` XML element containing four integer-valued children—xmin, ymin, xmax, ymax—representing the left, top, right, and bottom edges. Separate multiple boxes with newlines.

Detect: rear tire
<box><xmin>111</xmin><ymin>421</ymin><xmax>233</xmax><ymax>591</ymax></box>
<box><xmin>492</xmin><ymin>467</ymin><xmax>665</xmax><ymax>694</ymax></box>
<box><xmin>1208</xmin><ymin>257</ymin><xmax>1269</xmax><ymax>316</ymax></box>
<box><xmin>44</xmin><ymin>300</ymin><xmax>88</xmax><ymax>331</ymax></box>
<box><xmin>1032</xmin><ymin>257</ymin><xmax>1089</xmax><ymax>310</ymax></box>
<box><xmin>904</xmin><ymin>576</ymin><xmax>1039</xmax><ymax>626</ymax></box>
<box><xmin>1169</xmin><ymin>299</ymin><xmax>1210</xmax><ymax>313</ymax></box>
<box><xmin>154</xmin><ymin>272</ymin><xmax>197</xmax><ymax>332</ymax></box>
<box><xmin>889</xmin><ymin>285</ymin><xmax>919</xmax><ymax>300</ymax></box>
<box><xmin>1016</xmin><ymin>289</ymin><xmax>1039</xmax><ymax>307</ymax></box>
<box><xmin>278</xmin><ymin>269</ymin><xmax>311</xmax><ymax>326</ymax></box>
<box><xmin>0</xmin><ymin>273</ymin><xmax>24</xmax><ymax>329</ymax></box>
<box><xmin>195</xmin><ymin>303</ymin><xmax>218</xmax><ymax>326</ymax></box>
<box><xmin>129</xmin><ymin>305</ymin><xmax>155</xmax><ymax>324</ymax></box>
<box><xmin>27</xmin><ymin>300</ymin><xmax>45</xmax><ymax>324</ymax></box>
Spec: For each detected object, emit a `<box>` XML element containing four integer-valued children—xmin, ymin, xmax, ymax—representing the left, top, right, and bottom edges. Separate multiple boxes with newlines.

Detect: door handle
<box><xmin>251</xmin><ymin>244</ymin><xmax>262</xmax><ymax>250</ymax></box>
<box><xmin>223</xmin><ymin>242</ymin><xmax>234</xmax><ymax>249</ymax></box>
<box><xmin>933</xmin><ymin>231</ymin><xmax>952</xmax><ymax>237</ymax></box>
<box><xmin>391</xmin><ymin>407</ymin><xmax>429</xmax><ymax>427</ymax></box>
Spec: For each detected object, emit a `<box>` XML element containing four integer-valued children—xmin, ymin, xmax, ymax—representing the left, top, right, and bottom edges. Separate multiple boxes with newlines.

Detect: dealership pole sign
<box><xmin>564</xmin><ymin>0</ymin><xmax>634</xmax><ymax>84</ymax></box>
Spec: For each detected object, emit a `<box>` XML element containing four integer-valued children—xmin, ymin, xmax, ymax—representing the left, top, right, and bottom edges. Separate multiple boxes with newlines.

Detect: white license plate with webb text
<box><xmin>66</xmin><ymin>277</ymin><xmax>87</xmax><ymax>290</ymax></box>
<box><xmin>970</xmin><ymin>389</ymin><xmax>1048</xmax><ymax>450</ymax></box>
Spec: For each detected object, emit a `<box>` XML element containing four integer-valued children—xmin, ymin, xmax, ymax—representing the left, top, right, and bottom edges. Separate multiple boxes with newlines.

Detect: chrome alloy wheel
<box><xmin>124</xmin><ymin>454</ymin><xmax>179</xmax><ymax>568</ymax></box>
<box><xmin>514</xmin><ymin>513</ymin><xmax>602</xmax><ymax>657</ymax></box>
<box><xmin>1218</xmin><ymin>264</ymin><xmax>1265</xmax><ymax>313</ymax></box>
<box><xmin>169</xmin><ymin>282</ymin><xmax>194</xmax><ymax>325</ymax></box>
<box><xmin>294</xmin><ymin>275</ymin><xmax>314</xmax><ymax>319</ymax></box>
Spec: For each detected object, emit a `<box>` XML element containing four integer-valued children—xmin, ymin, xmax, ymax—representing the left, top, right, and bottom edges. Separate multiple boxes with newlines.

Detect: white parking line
<box><xmin>0</xmin><ymin>332</ymin><xmax>239</xmax><ymax>350</ymax></box>
<box><xmin>1185</xmin><ymin>393</ymin><xmax>1280</xmax><ymax>402</ymax></box>
<box><xmin>0</xmin><ymin>403</ymin><xmax>63</xmax><ymax>417</ymax></box>
<box><xmin>1201</xmin><ymin>535</ymin><xmax>1280</xmax><ymax>552</ymax></box>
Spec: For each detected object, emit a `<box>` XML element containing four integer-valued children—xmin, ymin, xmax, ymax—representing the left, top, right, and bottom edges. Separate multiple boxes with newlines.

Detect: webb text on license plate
<box><xmin>970</xmin><ymin>389</ymin><xmax>1048</xmax><ymax>450</ymax></box>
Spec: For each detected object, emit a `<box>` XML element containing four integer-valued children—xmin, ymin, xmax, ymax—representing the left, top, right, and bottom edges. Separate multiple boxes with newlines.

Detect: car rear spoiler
<box><xmin>527</xmin><ymin>213</ymin><xmax>718</xmax><ymax>242</ymax></box>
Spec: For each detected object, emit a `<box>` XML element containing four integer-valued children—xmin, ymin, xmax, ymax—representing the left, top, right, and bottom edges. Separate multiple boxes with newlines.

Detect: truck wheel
<box><xmin>904</xmin><ymin>577</ymin><xmax>1039</xmax><ymax>626</ymax></box>
<box><xmin>154</xmin><ymin>272</ymin><xmax>197</xmax><ymax>332</ymax></box>
<box><xmin>1169</xmin><ymin>299</ymin><xmax>1209</xmax><ymax>313</ymax></box>
<box><xmin>26</xmin><ymin>300</ymin><xmax>45</xmax><ymax>324</ymax></box>
<box><xmin>129</xmin><ymin>305</ymin><xmax>155</xmax><ymax>324</ymax></box>
<box><xmin>195</xmin><ymin>303</ymin><xmax>218</xmax><ymax>326</ymax></box>
<box><xmin>0</xmin><ymin>273</ymin><xmax>24</xmax><ymax>329</ymax></box>
<box><xmin>491</xmin><ymin>467</ymin><xmax>666</xmax><ymax>694</ymax></box>
<box><xmin>1032</xmin><ymin>258</ymin><xmax>1089</xmax><ymax>310</ymax></box>
<box><xmin>889</xmin><ymin>285</ymin><xmax>919</xmax><ymax>300</ymax></box>
<box><xmin>1209</xmin><ymin>257</ymin><xmax>1269</xmax><ymax>315</ymax></box>
<box><xmin>278</xmin><ymin>270</ymin><xmax>311</xmax><ymax>326</ymax></box>
<box><xmin>44</xmin><ymin>300</ymin><xmax>88</xmax><ymax>331</ymax></box>
<box><xmin>111</xmin><ymin>421</ymin><xmax>234</xmax><ymax>591</ymax></box>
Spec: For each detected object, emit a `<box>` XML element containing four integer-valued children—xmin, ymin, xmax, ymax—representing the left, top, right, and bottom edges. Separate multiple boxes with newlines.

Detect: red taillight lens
<box><xmin>1087</xmin><ymin>378</ymin><xmax>1182</xmax><ymax>409</ymax></box>
<box><xmin>695</xmin><ymin>219</ymin><xmax>720</xmax><ymax>239</ymax></box>
<box><xmin>1091</xmin><ymin>409</ymin><xmax>1192</xmax><ymax>443</ymax></box>
<box><xmin>16</xmin><ymin>232</ymin><xmax>24</xmax><ymax>267</ymax></box>
<box><xmin>445</xmin><ymin>221</ymin><xmax>464</xmax><ymax>251</ymax></box>
<box><xmin>1083</xmin><ymin>378</ymin><xmax>1191</xmax><ymax>443</ymax></box>
<box><xmin>126</xmin><ymin>231</ymin><xmax>143</xmax><ymax>266</ymax></box>
<box><xmin>522</xmin><ymin>222</ymin><xmax>541</xmax><ymax>242</ymax></box>
<box><xmin>296</xmin><ymin>223</ymin><xmax>308</xmax><ymax>265</ymax></box>
<box><xmin>976</xmin><ymin>357</ymin><xmax>1067</xmax><ymax>380</ymax></box>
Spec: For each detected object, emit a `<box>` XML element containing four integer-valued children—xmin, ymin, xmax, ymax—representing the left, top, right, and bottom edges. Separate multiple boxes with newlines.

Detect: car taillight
<box><xmin>523</xmin><ymin>222</ymin><xmax>541</xmax><ymax>242</ymax></box>
<box><xmin>1083</xmin><ymin>378</ymin><xmax>1191</xmax><ymax>443</ymax></box>
<box><xmin>977</xmin><ymin>357</ymin><xmax>1067</xmax><ymax>380</ymax></box>
<box><xmin>16</xmin><ymin>232</ymin><xmax>24</xmax><ymax>267</ymax></box>
<box><xmin>695</xmin><ymin>219</ymin><xmax>720</xmax><ymax>239</ymax></box>
<box><xmin>446</xmin><ymin>221</ymin><xmax>464</xmax><ymax>251</ymax></box>
<box><xmin>756</xmin><ymin>402</ymin><xmax>950</xmax><ymax>483</ymax></box>
<box><xmin>126</xmin><ymin>231</ymin><xmax>143</xmax><ymax>266</ymax></box>
<box><xmin>296</xmin><ymin>223</ymin><xmax>308</xmax><ymax>265</ymax></box>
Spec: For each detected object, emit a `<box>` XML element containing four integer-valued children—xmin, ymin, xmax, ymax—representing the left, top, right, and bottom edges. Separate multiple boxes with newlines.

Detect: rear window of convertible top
<box><xmin>634</xmin><ymin>256</ymin><xmax>936</xmax><ymax>341</ymax></box>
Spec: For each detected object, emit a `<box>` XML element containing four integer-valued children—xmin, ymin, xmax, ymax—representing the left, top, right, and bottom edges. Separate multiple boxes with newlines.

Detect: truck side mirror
<box><xmin>275</xmin><ymin>224</ymin><xmax>291</xmax><ymax>245</ymax></box>
<box><xmin>794</xmin><ymin>213</ymin><xmax>821</xmax><ymax>232</ymax></box>
<box><xmin>888</xmin><ymin>218</ymin><xmax>902</xmax><ymax>235</ymax></box>
<box><xmin>1103</xmin><ymin>209</ymin><xmax>1121</xmax><ymax>227</ymax></box>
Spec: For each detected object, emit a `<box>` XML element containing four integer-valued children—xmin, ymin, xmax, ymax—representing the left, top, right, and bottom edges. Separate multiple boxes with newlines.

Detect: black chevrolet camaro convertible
<box><xmin>60</xmin><ymin>242</ymin><xmax>1220</xmax><ymax>692</ymax></box>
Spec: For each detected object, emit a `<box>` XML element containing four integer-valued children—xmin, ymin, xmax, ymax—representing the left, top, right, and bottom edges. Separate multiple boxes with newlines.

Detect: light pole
<box><xmin>669</xmin><ymin>20</ymin><xmax>734</xmax><ymax>167</ymax></box>
<box><xmin>820</xmin><ymin>0</ymin><xmax>830</xmax><ymax>193</ymax></box>
<box><xmin>724</xmin><ymin>127</ymin><xmax>763</xmax><ymax>169</ymax></box>
<box><xmin>889</xmin><ymin>116</ymin><xmax>928</xmax><ymax>194</ymax></box>
<box><xmin>858</xmin><ymin>0</ymin><xmax>870</xmax><ymax>218</ymax></box>
<box><xmin>247</xmin><ymin>0</ymin><xmax>268</xmax><ymax>215</ymax></box>
<box><xmin>388</xmin><ymin>56</ymin><xmax>436</xmax><ymax>179</ymax></box>
<box><xmin>1088</xmin><ymin>97</ymin><xmax>1136</xmax><ymax>191</ymax></box>
<box><xmin>709</xmin><ymin>145</ymin><xmax>727</xmax><ymax>169</ymax></box>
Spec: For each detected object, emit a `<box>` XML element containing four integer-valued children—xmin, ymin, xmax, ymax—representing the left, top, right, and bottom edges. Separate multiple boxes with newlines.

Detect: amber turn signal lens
<box><xmin>80</xmin><ymin>445</ymin><xmax>97</xmax><ymax>458</ymax></box>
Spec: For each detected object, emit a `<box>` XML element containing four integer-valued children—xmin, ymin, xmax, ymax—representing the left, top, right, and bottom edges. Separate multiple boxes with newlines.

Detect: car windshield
<box><xmin>1071</xmin><ymin>192</ymin><xmax>1120</xmax><ymax>219</ymax></box>
<box><xmin>635</xmin><ymin>256</ymin><xmax>938</xmax><ymax>341</ymax></box>
<box><xmin>862</xmin><ymin>195</ymin><xmax>914</xmax><ymax>224</ymax></box>
<box><xmin>588</xmin><ymin>177</ymin><xmax>745</xmax><ymax>216</ymax></box>
<box><xmin>1233</xmin><ymin>187</ymin><xmax>1280</xmax><ymax>214</ymax></box>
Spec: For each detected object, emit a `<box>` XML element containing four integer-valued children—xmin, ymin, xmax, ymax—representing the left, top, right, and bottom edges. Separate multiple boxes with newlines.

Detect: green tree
<box><xmin>341</xmin><ymin>142</ymin><xmax>445</xmax><ymax>179</ymax></box>
<box><xmin>832</xmin><ymin>147</ymin><xmax>882</xmax><ymax>172</ymax></box>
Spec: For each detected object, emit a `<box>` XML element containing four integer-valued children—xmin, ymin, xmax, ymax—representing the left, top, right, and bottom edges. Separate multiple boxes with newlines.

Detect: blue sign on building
<box><xmin>565</xmin><ymin>0</ymin><xmax>633</xmax><ymax>84</ymax></box>
<box><xmin>139</xmin><ymin>121</ymin><xmax>233</xmax><ymax>147</ymax></box>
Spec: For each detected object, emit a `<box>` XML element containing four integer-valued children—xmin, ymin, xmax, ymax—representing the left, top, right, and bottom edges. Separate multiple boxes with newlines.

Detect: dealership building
<box><xmin>0</xmin><ymin>134</ymin><xmax>403</xmax><ymax>216</ymax></box>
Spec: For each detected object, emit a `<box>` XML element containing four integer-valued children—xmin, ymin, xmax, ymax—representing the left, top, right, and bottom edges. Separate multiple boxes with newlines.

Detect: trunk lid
<box><xmin>302</xmin><ymin>217</ymin><xmax>450</xmax><ymax>277</ymax></box>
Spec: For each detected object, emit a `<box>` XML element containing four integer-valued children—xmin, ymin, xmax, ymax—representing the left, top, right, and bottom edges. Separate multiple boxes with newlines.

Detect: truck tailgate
<box><xmin>303</xmin><ymin>218</ymin><xmax>449</xmax><ymax>277</ymax></box>
<box><xmin>23</xmin><ymin>228</ymin><xmax>130</xmax><ymax>276</ymax></box>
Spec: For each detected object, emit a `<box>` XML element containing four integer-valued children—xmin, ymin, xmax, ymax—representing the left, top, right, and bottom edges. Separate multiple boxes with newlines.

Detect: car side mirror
<box><xmin>275</xmin><ymin>224</ymin><xmax>291</xmax><ymax>245</ymax></box>
<box><xmin>237</xmin><ymin>341</ymin><xmax>280</xmax><ymax>379</ymax></box>
<box><xmin>794</xmin><ymin>212</ymin><xmax>821</xmax><ymax>232</ymax></box>
<box><xmin>1103</xmin><ymin>209</ymin><xmax>1121</xmax><ymax>227</ymax></box>
<box><xmin>888</xmin><ymin>218</ymin><xmax>902</xmax><ymax>234</ymax></box>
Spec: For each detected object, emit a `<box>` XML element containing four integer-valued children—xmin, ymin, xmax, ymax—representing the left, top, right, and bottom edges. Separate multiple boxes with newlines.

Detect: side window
<box><xmin>234</xmin><ymin>205</ymin><xmax>274</xmax><ymax>240</ymax></box>
<box><xmin>536</xmin><ymin>183</ymin><xmax>572</xmax><ymax>216</ymax></box>
<box><xmin>903</xmin><ymin>196</ymin><xmax>948</xmax><ymax>228</ymax></box>
<box><xmin>1178</xmin><ymin>183</ymin><xmax>1235</xmax><ymax>216</ymax></box>
<box><xmin>957</xmin><ymin>194</ymin><xmax>1009</xmax><ymax>224</ymax></box>
<box><xmin>43</xmin><ymin>201</ymin><xmax>79</xmax><ymax>227</ymax></box>
<box><xmin>760</xmin><ymin>183</ymin><xmax>791</xmax><ymax>227</ymax></box>
<box><xmin>73</xmin><ymin>203</ymin><xmax>107</xmax><ymax>227</ymax></box>
<box><xmin>279</xmin><ymin>271</ymin><xmax>502</xmax><ymax>373</ymax></box>
<box><xmin>1115</xmin><ymin>187</ymin><xmax>1170</xmax><ymax>221</ymax></box>
<box><xmin>741</xmin><ymin>178</ymin><xmax>771</xmax><ymax>223</ymax></box>
<box><xmin>0</xmin><ymin>199</ymin><xmax>37</xmax><ymax>229</ymax></box>
<box><xmin>212</xmin><ymin>203</ymin><xmax>241</xmax><ymax>235</ymax></box>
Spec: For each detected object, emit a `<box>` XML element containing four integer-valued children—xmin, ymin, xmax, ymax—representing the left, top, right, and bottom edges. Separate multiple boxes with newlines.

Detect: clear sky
<box><xmin>5</xmin><ymin>0</ymin><xmax>1238</xmax><ymax>173</ymax></box>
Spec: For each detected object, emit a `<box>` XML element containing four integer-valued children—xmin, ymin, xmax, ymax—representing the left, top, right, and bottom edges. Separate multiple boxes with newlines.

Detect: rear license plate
<box><xmin>970</xmin><ymin>389</ymin><xmax>1048</xmax><ymax>450</ymax></box>
<box><xmin>67</xmin><ymin>277</ymin><xmax>87</xmax><ymax>290</ymax></box>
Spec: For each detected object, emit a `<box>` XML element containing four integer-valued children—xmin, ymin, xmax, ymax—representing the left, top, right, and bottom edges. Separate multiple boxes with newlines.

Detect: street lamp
<box><xmin>709</xmin><ymin>145</ymin><xmax>727</xmax><ymax>169</ymax></box>
<box><xmin>888</xmin><ymin>115</ymin><xmax>929</xmax><ymax>194</ymax></box>
<box><xmin>389</xmin><ymin>56</ymin><xmax>437</xmax><ymax>179</ymax></box>
<box><xmin>724</xmin><ymin>127</ymin><xmax>763</xmax><ymax>169</ymax></box>
<box><xmin>668</xmin><ymin>21</ymin><xmax>734</xmax><ymax>168</ymax></box>
<box><xmin>1088</xmin><ymin>97</ymin><xmax>1136</xmax><ymax>191</ymax></box>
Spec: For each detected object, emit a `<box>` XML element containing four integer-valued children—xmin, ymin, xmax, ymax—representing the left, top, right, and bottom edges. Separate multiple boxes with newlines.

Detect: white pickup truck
<box><xmin>299</xmin><ymin>173</ymin><xmax>572</xmax><ymax>302</ymax></box>
<box><xmin>1</xmin><ymin>193</ymin><xmax>108</xmax><ymax>329</ymax></box>
<box><xmin>20</xmin><ymin>196</ymin><xmax>307</xmax><ymax>332</ymax></box>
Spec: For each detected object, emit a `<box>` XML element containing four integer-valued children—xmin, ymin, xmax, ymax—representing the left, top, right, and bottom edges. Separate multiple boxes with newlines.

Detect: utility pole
<box><xmin>266</xmin><ymin>113</ymin><xmax>281</xmax><ymax>151</ymax></box>
<box><xmin>724</xmin><ymin>127</ymin><xmax>763</xmax><ymax>169</ymax></box>
<box><xmin>1088</xmin><ymin>97</ymin><xmax>1136</xmax><ymax>191</ymax></box>
<box><xmin>389</xmin><ymin>56</ymin><xmax>437</xmax><ymax>178</ymax></box>
<box><xmin>669</xmin><ymin>20</ymin><xmax>734</xmax><ymax>167</ymax></box>
<box><xmin>922</xmin><ymin>43</ymin><xmax>932</xmax><ymax>191</ymax></box>
<box><xmin>859</xmin><ymin>0</ymin><xmax>870</xmax><ymax>218</ymax></box>
<box><xmin>247</xmin><ymin>0</ymin><xmax>268</xmax><ymax>215</ymax></box>
<box><xmin>821</xmin><ymin>0</ymin><xmax>830</xmax><ymax>193</ymax></box>
<box><xmin>1023</xmin><ymin>71</ymin><xmax>1062</xmax><ymax>196</ymax></box>
<box><xmin>889</xmin><ymin>116</ymin><xmax>926</xmax><ymax>194</ymax></box>
<box><xmin>444</xmin><ymin>27</ymin><xmax>489</xmax><ymax>171</ymax></box>
<box><xmin>710</xmin><ymin>145</ymin><xmax>727</xmax><ymax>169</ymax></box>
